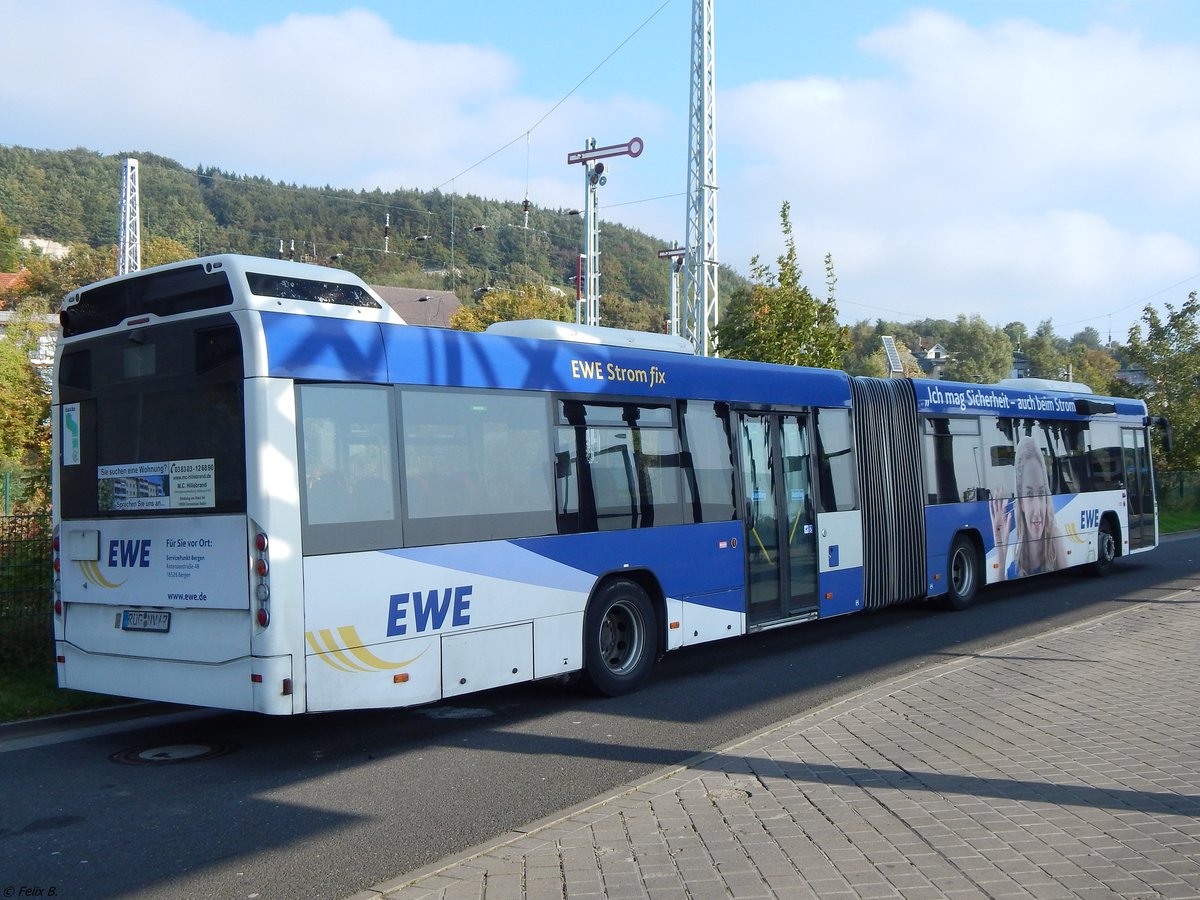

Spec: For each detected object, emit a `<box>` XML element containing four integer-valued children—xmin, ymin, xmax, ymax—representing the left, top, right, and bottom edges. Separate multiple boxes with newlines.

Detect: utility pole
<box><xmin>567</xmin><ymin>136</ymin><xmax>644</xmax><ymax>327</ymax></box>
<box><xmin>658</xmin><ymin>247</ymin><xmax>687</xmax><ymax>336</ymax></box>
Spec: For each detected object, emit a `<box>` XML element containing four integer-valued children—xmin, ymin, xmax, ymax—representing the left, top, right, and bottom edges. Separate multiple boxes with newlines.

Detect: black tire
<box><xmin>1091</xmin><ymin>519</ymin><xmax>1118</xmax><ymax>577</ymax></box>
<box><xmin>582</xmin><ymin>580</ymin><xmax>656</xmax><ymax>696</ymax></box>
<box><xmin>944</xmin><ymin>534</ymin><xmax>980</xmax><ymax>610</ymax></box>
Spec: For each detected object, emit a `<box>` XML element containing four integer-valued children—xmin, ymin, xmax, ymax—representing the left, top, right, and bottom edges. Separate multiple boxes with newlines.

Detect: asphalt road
<box><xmin>2</xmin><ymin>535</ymin><xmax>1196</xmax><ymax>900</ymax></box>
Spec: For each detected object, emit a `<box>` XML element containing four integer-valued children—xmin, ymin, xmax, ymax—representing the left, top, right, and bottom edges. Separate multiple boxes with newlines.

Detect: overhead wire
<box><xmin>1056</xmin><ymin>272</ymin><xmax>1200</xmax><ymax>330</ymax></box>
<box><xmin>433</xmin><ymin>0</ymin><xmax>674</xmax><ymax>193</ymax></box>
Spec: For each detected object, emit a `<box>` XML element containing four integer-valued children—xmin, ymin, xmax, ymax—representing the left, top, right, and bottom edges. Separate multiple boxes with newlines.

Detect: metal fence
<box><xmin>1158</xmin><ymin>471</ymin><xmax>1200</xmax><ymax>513</ymax></box>
<box><xmin>0</xmin><ymin>513</ymin><xmax>52</xmax><ymax>661</ymax></box>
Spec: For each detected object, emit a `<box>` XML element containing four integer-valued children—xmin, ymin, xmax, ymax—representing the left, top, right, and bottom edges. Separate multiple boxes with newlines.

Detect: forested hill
<box><xmin>0</xmin><ymin>144</ymin><xmax>742</xmax><ymax>306</ymax></box>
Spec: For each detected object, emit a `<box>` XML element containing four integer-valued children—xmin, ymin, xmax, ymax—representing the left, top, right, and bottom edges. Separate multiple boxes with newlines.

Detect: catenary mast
<box><xmin>681</xmin><ymin>0</ymin><xmax>718</xmax><ymax>355</ymax></box>
<box><xmin>117</xmin><ymin>157</ymin><xmax>141</xmax><ymax>275</ymax></box>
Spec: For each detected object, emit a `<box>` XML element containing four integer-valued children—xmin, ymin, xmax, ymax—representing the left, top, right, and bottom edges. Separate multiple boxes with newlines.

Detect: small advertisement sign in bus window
<box><xmin>98</xmin><ymin>458</ymin><xmax>216</xmax><ymax>511</ymax></box>
<box><xmin>62</xmin><ymin>403</ymin><xmax>81</xmax><ymax>466</ymax></box>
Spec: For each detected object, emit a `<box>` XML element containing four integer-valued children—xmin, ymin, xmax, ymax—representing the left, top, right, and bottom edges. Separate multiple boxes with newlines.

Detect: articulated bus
<box><xmin>51</xmin><ymin>255</ymin><xmax>1167</xmax><ymax>714</ymax></box>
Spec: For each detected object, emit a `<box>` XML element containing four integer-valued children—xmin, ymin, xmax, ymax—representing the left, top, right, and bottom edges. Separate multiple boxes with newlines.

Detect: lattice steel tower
<box><xmin>681</xmin><ymin>0</ymin><xmax>718</xmax><ymax>355</ymax></box>
<box><xmin>117</xmin><ymin>157</ymin><xmax>141</xmax><ymax>275</ymax></box>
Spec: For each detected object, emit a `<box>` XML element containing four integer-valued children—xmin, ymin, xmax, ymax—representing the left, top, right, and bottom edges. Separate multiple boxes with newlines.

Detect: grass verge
<box><xmin>0</xmin><ymin>652</ymin><xmax>126</xmax><ymax>724</ymax></box>
<box><xmin>1159</xmin><ymin>509</ymin><xmax>1200</xmax><ymax>534</ymax></box>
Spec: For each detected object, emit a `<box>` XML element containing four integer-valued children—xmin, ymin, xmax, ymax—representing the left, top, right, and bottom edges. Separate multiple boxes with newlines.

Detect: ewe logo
<box><xmin>109</xmin><ymin>538</ymin><xmax>152</xmax><ymax>568</ymax></box>
<box><xmin>387</xmin><ymin>585</ymin><xmax>473</xmax><ymax>636</ymax></box>
<box><xmin>79</xmin><ymin>538</ymin><xmax>153</xmax><ymax>589</ymax></box>
<box><xmin>306</xmin><ymin>584</ymin><xmax>474</xmax><ymax>675</ymax></box>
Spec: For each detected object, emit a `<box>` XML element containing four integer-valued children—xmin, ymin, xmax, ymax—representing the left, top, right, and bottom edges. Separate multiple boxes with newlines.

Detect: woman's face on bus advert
<box><xmin>1017</xmin><ymin>451</ymin><xmax>1051</xmax><ymax>539</ymax></box>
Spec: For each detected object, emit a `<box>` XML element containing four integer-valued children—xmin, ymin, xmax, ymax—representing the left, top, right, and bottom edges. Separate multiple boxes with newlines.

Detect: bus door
<box><xmin>1123</xmin><ymin>427</ymin><xmax>1154</xmax><ymax>550</ymax></box>
<box><xmin>737</xmin><ymin>412</ymin><xmax>819</xmax><ymax>627</ymax></box>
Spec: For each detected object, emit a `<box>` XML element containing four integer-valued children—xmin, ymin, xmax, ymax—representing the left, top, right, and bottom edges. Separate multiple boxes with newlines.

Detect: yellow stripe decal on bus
<box><xmin>337</xmin><ymin>626</ymin><xmax>429</xmax><ymax>670</ymax></box>
<box><xmin>79</xmin><ymin>559</ymin><xmax>125</xmax><ymax>589</ymax></box>
<box><xmin>317</xmin><ymin>628</ymin><xmax>374</xmax><ymax>672</ymax></box>
<box><xmin>1065</xmin><ymin>521</ymin><xmax>1088</xmax><ymax>544</ymax></box>
<box><xmin>305</xmin><ymin>631</ymin><xmax>356</xmax><ymax>672</ymax></box>
<box><xmin>305</xmin><ymin>627</ymin><xmax>431</xmax><ymax>673</ymax></box>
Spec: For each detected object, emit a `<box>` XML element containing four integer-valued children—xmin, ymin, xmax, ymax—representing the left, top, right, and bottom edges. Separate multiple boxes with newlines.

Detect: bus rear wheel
<box><xmin>944</xmin><ymin>535</ymin><xmax>980</xmax><ymax>610</ymax></box>
<box><xmin>582</xmin><ymin>580</ymin><xmax>656</xmax><ymax>696</ymax></box>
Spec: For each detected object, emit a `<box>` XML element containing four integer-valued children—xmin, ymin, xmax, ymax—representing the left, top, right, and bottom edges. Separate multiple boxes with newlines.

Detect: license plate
<box><xmin>121</xmin><ymin>610</ymin><xmax>171</xmax><ymax>633</ymax></box>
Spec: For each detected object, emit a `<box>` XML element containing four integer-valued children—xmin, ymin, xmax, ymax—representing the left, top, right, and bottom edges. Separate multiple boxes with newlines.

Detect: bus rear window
<box><xmin>246</xmin><ymin>273</ymin><xmax>381</xmax><ymax>308</ymax></box>
<box><xmin>58</xmin><ymin>317</ymin><xmax>246</xmax><ymax>518</ymax></box>
<box><xmin>61</xmin><ymin>265</ymin><xmax>233</xmax><ymax>336</ymax></box>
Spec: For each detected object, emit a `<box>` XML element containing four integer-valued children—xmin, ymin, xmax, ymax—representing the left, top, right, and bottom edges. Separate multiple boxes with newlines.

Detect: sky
<box><xmin>3</xmin><ymin>0</ymin><xmax>1199</xmax><ymax>341</ymax></box>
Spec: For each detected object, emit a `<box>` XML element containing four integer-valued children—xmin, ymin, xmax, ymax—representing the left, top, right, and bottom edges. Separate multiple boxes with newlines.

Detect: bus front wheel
<box><xmin>945</xmin><ymin>535</ymin><xmax>980</xmax><ymax>611</ymax></box>
<box><xmin>1091</xmin><ymin>519</ymin><xmax>1118</xmax><ymax>577</ymax></box>
<box><xmin>582</xmin><ymin>580</ymin><xmax>656</xmax><ymax>696</ymax></box>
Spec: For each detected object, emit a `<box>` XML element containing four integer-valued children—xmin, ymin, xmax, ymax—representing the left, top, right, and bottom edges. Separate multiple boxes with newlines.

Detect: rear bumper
<box><xmin>56</xmin><ymin>643</ymin><xmax>295</xmax><ymax>714</ymax></box>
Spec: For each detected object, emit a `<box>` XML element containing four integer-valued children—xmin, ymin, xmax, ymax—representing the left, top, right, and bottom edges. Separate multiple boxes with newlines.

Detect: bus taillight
<box><xmin>253</xmin><ymin>531</ymin><xmax>270</xmax><ymax>629</ymax></box>
<box><xmin>52</xmin><ymin>527</ymin><xmax>62</xmax><ymax>617</ymax></box>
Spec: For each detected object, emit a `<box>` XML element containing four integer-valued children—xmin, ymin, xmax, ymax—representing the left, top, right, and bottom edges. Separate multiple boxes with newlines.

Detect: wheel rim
<box><xmin>1100</xmin><ymin>531</ymin><xmax>1115</xmax><ymax>564</ymax></box>
<box><xmin>951</xmin><ymin>547</ymin><xmax>973</xmax><ymax>596</ymax></box>
<box><xmin>598</xmin><ymin>599</ymin><xmax>646</xmax><ymax>676</ymax></box>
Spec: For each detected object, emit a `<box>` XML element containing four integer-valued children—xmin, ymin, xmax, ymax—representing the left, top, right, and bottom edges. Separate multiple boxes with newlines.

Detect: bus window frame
<box><xmin>296</xmin><ymin>382</ymin><xmax>404</xmax><ymax>555</ymax></box>
<box><xmin>57</xmin><ymin>314</ymin><xmax>248</xmax><ymax>519</ymax></box>
<box><xmin>553</xmin><ymin>394</ymin><xmax>685</xmax><ymax>534</ymax></box>
<box><xmin>397</xmin><ymin>385</ymin><xmax>559</xmax><ymax>548</ymax></box>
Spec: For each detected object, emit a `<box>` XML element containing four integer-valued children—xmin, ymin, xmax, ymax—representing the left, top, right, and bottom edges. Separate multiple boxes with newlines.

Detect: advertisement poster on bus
<box><xmin>97</xmin><ymin>458</ymin><xmax>216</xmax><ymax>512</ymax></box>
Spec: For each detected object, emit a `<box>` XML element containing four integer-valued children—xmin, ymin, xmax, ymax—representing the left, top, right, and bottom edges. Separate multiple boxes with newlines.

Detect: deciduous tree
<box><xmin>0</xmin><ymin>298</ymin><xmax>53</xmax><ymax>510</ymax></box>
<box><xmin>143</xmin><ymin>235</ymin><xmax>194</xmax><ymax>268</ymax></box>
<box><xmin>1125</xmin><ymin>292</ymin><xmax>1200</xmax><ymax>470</ymax></box>
<box><xmin>449</xmin><ymin>283</ymin><xmax>572</xmax><ymax>332</ymax></box>
<box><xmin>1025</xmin><ymin>319</ymin><xmax>1067</xmax><ymax>380</ymax></box>
<box><xmin>16</xmin><ymin>244</ymin><xmax>114</xmax><ymax>304</ymax></box>
<box><xmin>715</xmin><ymin>202</ymin><xmax>848</xmax><ymax>368</ymax></box>
<box><xmin>941</xmin><ymin>315</ymin><xmax>1013</xmax><ymax>383</ymax></box>
<box><xmin>601</xmin><ymin>294</ymin><xmax>666</xmax><ymax>333</ymax></box>
<box><xmin>1068</xmin><ymin>345</ymin><xmax>1120</xmax><ymax>394</ymax></box>
<box><xmin>0</xmin><ymin>210</ymin><xmax>20</xmax><ymax>272</ymax></box>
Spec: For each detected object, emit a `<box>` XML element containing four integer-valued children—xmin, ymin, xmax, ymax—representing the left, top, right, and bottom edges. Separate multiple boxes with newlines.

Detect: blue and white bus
<box><xmin>50</xmin><ymin>255</ymin><xmax>1167</xmax><ymax>714</ymax></box>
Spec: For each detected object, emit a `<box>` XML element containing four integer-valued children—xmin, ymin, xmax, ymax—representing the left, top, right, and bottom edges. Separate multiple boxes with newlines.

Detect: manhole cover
<box><xmin>110</xmin><ymin>740</ymin><xmax>238</xmax><ymax>765</ymax></box>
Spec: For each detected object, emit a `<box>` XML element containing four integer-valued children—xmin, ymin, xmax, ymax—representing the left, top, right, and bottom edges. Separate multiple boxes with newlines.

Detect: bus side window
<box><xmin>1087</xmin><ymin>421</ymin><xmax>1123</xmax><ymax>490</ymax></box>
<box><xmin>399</xmin><ymin>387</ymin><xmax>556</xmax><ymax>547</ymax></box>
<box><xmin>297</xmin><ymin>384</ymin><xmax>396</xmax><ymax>528</ymax></box>
<box><xmin>308</xmin><ymin>471</ymin><xmax>350</xmax><ymax>524</ymax></box>
<box><xmin>986</xmin><ymin>418</ymin><xmax>1017</xmax><ymax>499</ymax></box>
<box><xmin>679</xmin><ymin>400</ymin><xmax>737</xmax><ymax>523</ymax></box>
<box><xmin>815</xmin><ymin>408</ymin><xmax>857</xmax><ymax>512</ymax></box>
<box><xmin>555</xmin><ymin>400</ymin><xmax>683</xmax><ymax>534</ymax></box>
<box><xmin>922</xmin><ymin>416</ymin><xmax>982</xmax><ymax>505</ymax></box>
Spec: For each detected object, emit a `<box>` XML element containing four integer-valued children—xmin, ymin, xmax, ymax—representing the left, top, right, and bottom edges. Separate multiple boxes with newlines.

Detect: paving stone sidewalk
<box><xmin>352</xmin><ymin>586</ymin><xmax>1200</xmax><ymax>900</ymax></box>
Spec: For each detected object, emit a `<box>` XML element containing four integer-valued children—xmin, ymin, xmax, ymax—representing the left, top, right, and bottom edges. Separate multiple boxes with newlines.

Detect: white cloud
<box><xmin>719</xmin><ymin>9</ymin><xmax>1200</xmax><ymax>336</ymax></box>
<box><xmin>3</xmin><ymin>3</ymin><xmax>1198</xmax><ymax>337</ymax></box>
<box><xmin>3</xmin><ymin>1</ymin><xmax>680</xmax><ymax>208</ymax></box>
<box><xmin>5</xmin><ymin>3</ymin><xmax>518</xmax><ymax>188</ymax></box>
